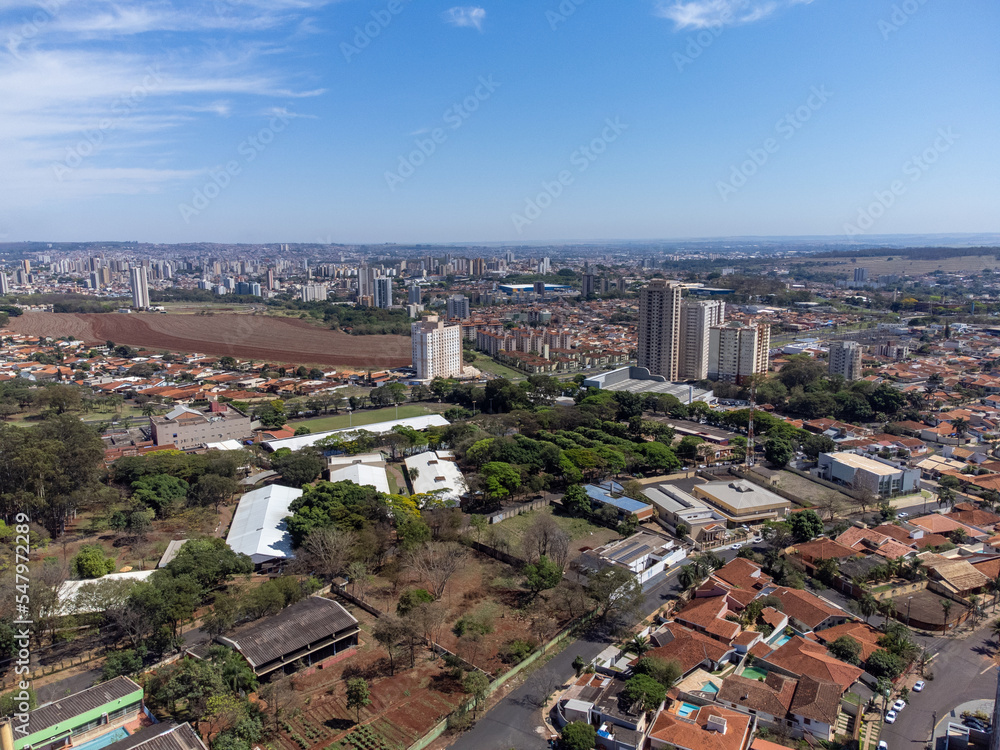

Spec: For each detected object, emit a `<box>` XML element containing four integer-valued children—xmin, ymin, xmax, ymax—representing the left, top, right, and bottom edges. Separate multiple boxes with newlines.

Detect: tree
<box><xmin>345</xmin><ymin>678</ymin><xmax>371</xmax><ymax>724</ymax></box>
<box><xmin>586</xmin><ymin>566</ymin><xmax>643</xmax><ymax>622</ymax></box>
<box><xmin>298</xmin><ymin>527</ymin><xmax>357</xmax><ymax>579</ymax></box>
<box><xmin>788</xmin><ymin>509</ymin><xmax>824</xmax><ymax>542</ymax></box>
<box><xmin>627</xmin><ymin>635</ymin><xmax>650</xmax><ymax>657</ymax></box>
<box><xmin>631</xmin><ymin>655</ymin><xmax>682</xmax><ymax>688</ymax></box>
<box><xmin>462</xmin><ymin>670</ymin><xmax>490</xmax><ymax>717</ymax></box>
<box><xmin>408</xmin><ymin>542</ymin><xmax>466</xmax><ymax>599</ymax></box>
<box><xmin>619</xmin><ymin>673</ymin><xmax>666</xmax><ymax>714</ymax></box>
<box><xmin>270</xmin><ymin>448</ymin><xmax>325</xmax><ymax>487</ymax></box>
<box><xmin>764</xmin><ymin>436</ymin><xmax>794</xmax><ymax>468</ymax></box>
<box><xmin>827</xmin><ymin>635</ymin><xmax>862</xmax><ymax>665</ymax></box>
<box><xmin>940</xmin><ymin>598</ymin><xmax>953</xmax><ymax>628</ymax></box>
<box><xmin>522</xmin><ymin>514</ymin><xmax>571</xmax><ymax>566</ymax></box>
<box><xmin>481</xmin><ymin>461</ymin><xmax>521</xmax><ymax>505</ymax></box>
<box><xmin>561</xmin><ymin>721</ymin><xmax>596</xmax><ymax>750</ymax></box>
<box><xmin>72</xmin><ymin>544</ymin><xmax>116</xmax><ymax>579</ymax></box>
<box><xmin>193</xmin><ymin>474</ymin><xmax>240</xmax><ymax>513</ymax></box>
<box><xmin>573</xmin><ymin>655</ymin><xmax>587</xmax><ymax>677</ymax></box>
<box><xmin>524</xmin><ymin>555</ymin><xmax>564</xmax><ymax>595</ymax></box>
<box><xmin>373</xmin><ymin>616</ymin><xmax>406</xmax><ymax>676</ymax></box>
<box><xmin>562</xmin><ymin>485</ymin><xmax>592</xmax><ymax>517</ymax></box>
<box><xmin>866</xmin><ymin>648</ymin><xmax>904</xmax><ymax>680</ymax></box>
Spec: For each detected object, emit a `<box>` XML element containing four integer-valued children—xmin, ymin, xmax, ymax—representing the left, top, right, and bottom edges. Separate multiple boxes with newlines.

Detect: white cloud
<box><xmin>655</xmin><ymin>0</ymin><xmax>814</xmax><ymax>30</ymax></box>
<box><xmin>443</xmin><ymin>6</ymin><xmax>486</xmax><ymax>31</ymax></box>
<box><xmin>0</xmin><ymin>0</ymin><xmax>328</xmax><ymax>204</ymax></box>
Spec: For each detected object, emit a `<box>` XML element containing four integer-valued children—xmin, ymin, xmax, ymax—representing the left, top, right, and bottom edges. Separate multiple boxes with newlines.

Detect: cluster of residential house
<box><xmin>556</xmin><ymin>557</ymin><xmax>870</xmax><ymax>750</ymax></box>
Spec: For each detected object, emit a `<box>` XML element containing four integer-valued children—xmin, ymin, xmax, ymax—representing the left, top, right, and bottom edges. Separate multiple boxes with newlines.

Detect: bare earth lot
<box><xmin>781</xmin><ymin>254</ymin><xmax>1000</xmax><ymax>278</ymax></box>
<box><xmin>8</xmin><ymin>312</ymin><xmax>411</xmax><ymax>368</ymax></box>
<box><xmin>773</xmin><ymin>470</ymin><xmax>854</xmax><ymax>510</ymax></box>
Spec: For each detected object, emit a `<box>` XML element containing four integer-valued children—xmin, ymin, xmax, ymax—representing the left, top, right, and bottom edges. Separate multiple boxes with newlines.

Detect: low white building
<box><xmin>404</xmin><ymin>450</ymin><xmax>468</xmax><ymax>506</ymax></box>
<box><xmin>816</xmin><ymin>451</ymin><xmax>920</xmax><ymax>497</ymax></box>
<box><xmin>328</xmin><ymin>463</ymin><xmax>392</xmax><ymax>494</ymax></box>
<box><xmin>578</xmin><ymin>532</ymin><xmax>685</xmax><ymax>584</ymax></box>
<box><xmin>226</xmin><ymin>484</ymin><xmax>303</xmax><ymax>568</ymax></box>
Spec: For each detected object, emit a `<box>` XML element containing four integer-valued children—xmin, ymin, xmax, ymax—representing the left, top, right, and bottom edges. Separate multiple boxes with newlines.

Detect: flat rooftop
<box><xmin>826</xmin><ymin>451</ymin><xmax>900</xmax><ymax>477</ymax></box>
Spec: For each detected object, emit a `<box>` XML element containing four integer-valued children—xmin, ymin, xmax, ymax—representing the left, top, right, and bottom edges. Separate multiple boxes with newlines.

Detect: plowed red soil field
<box><xmin>8</xmin><ymin>312</ymin><xmax>411</xmax><ymax>368</ymax></box>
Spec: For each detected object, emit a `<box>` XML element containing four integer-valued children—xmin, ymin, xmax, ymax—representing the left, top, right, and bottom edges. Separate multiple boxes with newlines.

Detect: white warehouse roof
<box><xmin>328</xmin><ymin>463</ymin><xmax>392</xmax><ymax>494</ymax></box>
<box><xmin>226</xmin><ymin>484</ymin><xmax>303</xmax><ymax>564</ymax></box>
<box><xmin>404</xmin><ymin>450</ymin><xmax>468</xmax><ymax>506</ymax></box>
<box><xmin>262</xmin><ymin>415</ymin><xmax>450</xmax><ymax>452</ymax></box>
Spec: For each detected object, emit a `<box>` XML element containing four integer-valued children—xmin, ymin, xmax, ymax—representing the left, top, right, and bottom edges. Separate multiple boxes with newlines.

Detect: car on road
<box><xmin>913</xmin><ymin>680</ymin><xmax>925</xmax><ymax>692</ymax></box>
<box><xmin>732</xmin><ymin>543</ymin><xmax>743</xmax><ymax>549</ymax></box>
<box><xmin>878</xmin><ymin>741</ymin><xmax>888</xmax><ymax>750</ymax></box>
<box><xmin>891</xmin><ymin>699</ymin><xmax>906</xmax><ymax>712</ymax></box>
<box><xmin>964</xmin><ymin>718</ymin><xmax>990</xmax><ymax>732</ymax></box>
<box><xmin>897</xmin><ymin>512</ymin><xmax>909</xmax><ymax>518</ymax></box>
<box><xmin>885</xmin><ymin>711</ymin><xmax>898</xmax><ymax>724</ymax></box>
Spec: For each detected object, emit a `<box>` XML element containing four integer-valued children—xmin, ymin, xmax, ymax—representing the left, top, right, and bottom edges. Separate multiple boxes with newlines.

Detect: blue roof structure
<box><xmin>584</xmin><ymin>483</ymin><xmax>651</xmax><ymax>515</ymax></box>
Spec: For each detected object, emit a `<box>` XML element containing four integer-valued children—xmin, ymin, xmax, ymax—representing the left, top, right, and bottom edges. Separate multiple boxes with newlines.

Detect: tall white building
<box><xmin>637</xmin><ymin>280</ymin><xmax>683</xmax><ymax>380</ymax></box>
<box><xmin>446</xmin><ymin>295</ymin><xmax>470</xmax><ymax>320</ymax></box>
<box><xmin>408</xmin><ymin>283</ymin><xmax>422</xmax><ymax>304</ymax></box>
<box><xmin>708</xmin><ymin>321</ymin><xmax>771</xmax><ymax>385</ymax></box>
<box><xmin>828</xmin><ymin>340</ymin><xmax>863</xmax><ymax>381</ymax></box>
<box><xmin>412</xmin><ymin>316</ymin><xmax>462</xmax><ymax>381</ymax></box>
<box><xmin>129</xmin><ymin>266</ymin><xmax>150</xmax><ymax>309</ymax></box>
<box><xmin>0</xmin><ymin>274</ymin><xmax>10</xmax><ymax>295</ymax></box>
<box><xmin>679</xmin><ymin>299</ymin><xmax>726</xmax><ymax>380</ymax></box>
<box><xmin>373</xmin><ymin>277</ymin><xmax>393</xmax><ymax>309</ymax></box>
<box><xmin>300</xmin><ymin>284</ymin><xmax>327</xmax><ymax>302</ymax></box>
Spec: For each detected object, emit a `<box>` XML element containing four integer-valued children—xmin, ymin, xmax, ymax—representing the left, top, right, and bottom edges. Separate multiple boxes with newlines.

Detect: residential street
<box><xmin>878</xmin><ymin>622</ymin><xmax>999</xmax><ymax>750</ymax></box>
<box><xmin>447</xmin><ymin>549</ymin><xmax>738</xmax><ymax>750</ymax></box>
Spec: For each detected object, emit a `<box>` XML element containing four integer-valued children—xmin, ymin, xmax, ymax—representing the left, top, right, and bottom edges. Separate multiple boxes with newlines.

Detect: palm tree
<box><xmin>940</xmin><ymin>599</ymin><xmax>953</xmax><ymax>630</ymax></box>
<box><xmin>968</xmin><ymin>595</ymin><xmax>983</xmax><ymax>627</ymax></box>
<box><xmin>678</xmin><ymin>565</ymin><xmax>699</xmax><ymax>592</ymax></box>
<box><xmin>627</xmin><ymin>635</ymin><xmax>650</xmax><ymax>657</ymax></box>
<box><xmin>952</xmin><ymin>418</ymin><xmax>970</xmax><ymax>440</ymax></box>
<box><xmin>858</xmin><ymin>592</ymin><xmax>879</xmax><ymax>624</ymax></box>
<box><xmin>990</xmin><ymin>576</ymin><xmax>1000</xmax><ymax>612</ymax></box>
<box><xmin>991</xmin><ymin>619</ymin><xmax>1000</xmax><ymax>651</ymax></box>
<box><xmin>879</xmin><ymin>600</ymin><xmax>897</xmax><ymax>629</ymax></box>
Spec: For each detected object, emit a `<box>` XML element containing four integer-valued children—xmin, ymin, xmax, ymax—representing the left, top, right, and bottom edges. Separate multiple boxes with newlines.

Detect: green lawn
<box><xmin>293</xmin><ymin>404</ymin><xmax>434</xmax><ymax>432</ymax></box>
<box><xmin>472</xmin><ymin>356</ymin><xmax>525</xmax><ymax>381</ymax></box>
<box><xmin>496</xmin><ymin>505</ymin><xmax>604</xmax><ymax>542</ymax></box>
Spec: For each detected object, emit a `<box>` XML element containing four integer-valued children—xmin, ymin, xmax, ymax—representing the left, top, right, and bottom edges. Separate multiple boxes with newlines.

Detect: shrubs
<box><xmin>498</xmin><ymin>639</ymin><xmax>536</xmax><ymax>665</ymax></box>
<box><xmin>72</xmin><ymin>544</ymin><xmax>116</xmax><ymax>579</ymax></box>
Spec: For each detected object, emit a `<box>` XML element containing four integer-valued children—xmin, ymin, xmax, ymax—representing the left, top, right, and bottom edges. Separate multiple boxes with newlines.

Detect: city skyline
<box><xmin>1</xmin><ymin>0</ymin><xmax>997</xmax><ymax>244</ymax></box>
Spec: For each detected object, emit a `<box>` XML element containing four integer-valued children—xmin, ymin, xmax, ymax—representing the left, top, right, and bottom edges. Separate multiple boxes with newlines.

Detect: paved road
<box><xmin>878</xmin><ymin>622</ymin><xmax>999</xmax><ymax>750</ymax></box>
<box><xmin>448</xmin><ymin>549</ymin><xmax>737</xmax><ymax>750</ymax></box>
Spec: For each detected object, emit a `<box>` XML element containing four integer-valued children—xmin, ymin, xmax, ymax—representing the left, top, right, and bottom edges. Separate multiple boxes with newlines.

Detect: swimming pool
<box><xmin>702</xmin><ymin>682</ymin><xmax>719</xmax><ymax>694</ymax></box>
<box><xmin>71</xmin><ymin>727</ymin><xmax>130</xmax><ymax>750</ymax></box>
<box><xmin>741</xmin><ymin>666</ymin><xmax>769</xmax><ymax>681</ymax></box>
<box><xmin>677</xmin><ymin>702</ymin><xmax>700</xmax><ymax>718</ymax></box>
<box><xmin>772</xmin><ymin>634</ymin><xmax>792</xmax><ymax>647</ymax></box>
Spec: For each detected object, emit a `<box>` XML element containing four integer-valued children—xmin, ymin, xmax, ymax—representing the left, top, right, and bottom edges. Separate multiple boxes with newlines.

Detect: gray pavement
<box><xmin>447</xmin><ymin>549</ymin><xmax>737</xmax><ymax>750</ymax></box>
<box><xmin>877</xmin><ymin>622</ymin><xmax>999</xmax><ymax>750</ymax></box>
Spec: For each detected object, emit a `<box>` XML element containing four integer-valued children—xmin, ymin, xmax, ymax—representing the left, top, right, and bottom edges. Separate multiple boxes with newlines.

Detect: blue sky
<box><xmin>1</xmin><ymin>0</ymin><xmax>997</xmax><ymax>244</ymax></box>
